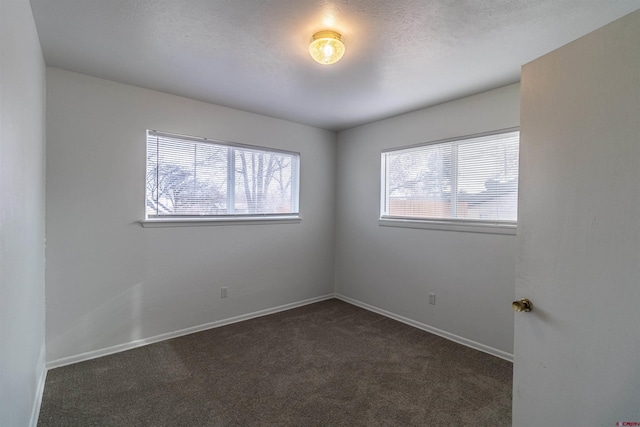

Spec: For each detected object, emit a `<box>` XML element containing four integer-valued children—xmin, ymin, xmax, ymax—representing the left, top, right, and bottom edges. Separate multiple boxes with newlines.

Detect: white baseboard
<box><xmin>47</xmin><ymin>292</ymin><xmax>511</xmax><ymax>371</ymax></box>
<box><xmin>47</xmin><ymin>294</ymin><xmax>335</xmax><ymax>370</ymax></box>
<box><xmin>29</xmin><ymin>344</ymin><xmax>47</xmax><ymax>427</ymax></box>
<box><xmin>335</xmin><ymin>294</ymin><xmax>513</xmax><ymax>362</ymax></box>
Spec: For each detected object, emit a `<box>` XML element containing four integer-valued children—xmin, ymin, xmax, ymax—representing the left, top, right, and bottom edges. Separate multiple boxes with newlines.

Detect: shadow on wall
<box><xmin>49</xmin><ymin>282</ymin><xmax>146</xmax><ymax>362</ymax></box>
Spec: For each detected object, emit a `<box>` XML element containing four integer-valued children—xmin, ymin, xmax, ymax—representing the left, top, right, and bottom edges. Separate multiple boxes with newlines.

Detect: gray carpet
<box><xmin>38</xmin><ymin>299</ymin><xmax>512</xmax><ymax>426</ymax></box>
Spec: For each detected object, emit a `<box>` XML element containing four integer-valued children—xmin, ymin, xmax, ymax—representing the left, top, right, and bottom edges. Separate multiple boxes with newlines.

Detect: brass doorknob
<box><xmin>512</xmin><ymin>298</ymin><xmax>532</xmax><ymax>312</ymax></box>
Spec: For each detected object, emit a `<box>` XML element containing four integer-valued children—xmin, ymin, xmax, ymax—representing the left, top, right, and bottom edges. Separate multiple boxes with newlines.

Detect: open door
<box><xmin>514</xmin><ymin>10</ymin><xmax>640</xmax><ymax>426</ymax></box>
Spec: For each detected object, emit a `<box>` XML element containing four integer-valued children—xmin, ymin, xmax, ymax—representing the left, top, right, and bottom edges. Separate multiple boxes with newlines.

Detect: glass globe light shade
<box><xmin>309</xmin><ymin>30</ymin><xmax>345</xmax><ymax>65</ymax></box>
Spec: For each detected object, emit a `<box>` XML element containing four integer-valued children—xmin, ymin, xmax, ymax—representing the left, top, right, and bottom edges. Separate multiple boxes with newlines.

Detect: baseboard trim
<box><xmin>47</xmin><ymin>293</ymin><xmax>512</xmax><ymax>369</ymax></box>
<box><xmin>29</xmin><ymin>344</ymin><xmax>47</xmax><ymax>427</ymax></box>
<box><xmin>335</xmin><ymin>294</ymin><xmax>513</xmax><ymax>362</ymax></box>
<box><xmin>47</xmin><ymin>294</ymin><xmax>335</xmax><ymax>369</ymax></box>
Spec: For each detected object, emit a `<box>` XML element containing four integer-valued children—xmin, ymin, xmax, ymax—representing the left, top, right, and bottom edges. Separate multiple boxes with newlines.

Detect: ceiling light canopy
<box><xmin>309</xmin><ymin>30</ymin><xmax>345</xmax><ymax>65</ymax></box>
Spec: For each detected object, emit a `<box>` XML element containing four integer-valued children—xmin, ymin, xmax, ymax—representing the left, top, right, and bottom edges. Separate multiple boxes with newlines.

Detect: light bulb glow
<box><xmin>309</xmin><ymin>30</ymin><xmax>345</xmax><ymax>65</ymax></box>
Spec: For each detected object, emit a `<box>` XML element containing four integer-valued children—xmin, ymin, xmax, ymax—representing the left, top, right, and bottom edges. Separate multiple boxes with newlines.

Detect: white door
<box><xmin>514</xmin><ymin>10</ymin><xmax>640</xmax><ymax>427</ymax></box>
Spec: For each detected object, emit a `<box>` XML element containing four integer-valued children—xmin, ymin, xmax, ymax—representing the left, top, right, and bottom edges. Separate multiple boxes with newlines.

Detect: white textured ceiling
<box><xmin>30</xmin><ymin>0</ymin><xmax>640</xmax><ymax>131</ymax></box>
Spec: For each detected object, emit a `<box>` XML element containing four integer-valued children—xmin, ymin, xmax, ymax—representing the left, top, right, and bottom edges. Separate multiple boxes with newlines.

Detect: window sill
<box><xmin>378</xmin><ymin>217</ymin><xmax>516</xmax><ymax>235</ymax></box>
<box><xmin>140</xmin><ymin>216</ymin><xmax>301</xmax><ymax>228</ymax></box>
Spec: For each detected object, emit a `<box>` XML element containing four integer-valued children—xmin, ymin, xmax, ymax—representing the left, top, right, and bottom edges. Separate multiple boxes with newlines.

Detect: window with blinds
<box><xmin>381</xmin><ymin>129</ymin><xmax>519</xmax><ymax>224</ymax></box>
<box><xmin>146</xmin><ymin>130</ymin><xmax>299</xmax><ymax>219</ymax></box>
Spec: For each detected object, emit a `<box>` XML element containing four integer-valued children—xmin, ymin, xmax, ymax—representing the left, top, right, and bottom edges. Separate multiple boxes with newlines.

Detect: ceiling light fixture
<box><xmin>309</xmin><ymin>30</ymin><xmax>345</xmax><ymax>65</ymax></box>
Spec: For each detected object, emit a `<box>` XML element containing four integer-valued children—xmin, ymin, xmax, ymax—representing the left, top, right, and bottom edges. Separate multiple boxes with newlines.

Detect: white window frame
<box><xmin>379</xmin><ymin>128</ymin><xmax>519</xmax><ymax>235</ymax></box>
<box><xmin>141</xmin><ymin>130</ymin><xmax>300</xmax><ymax>228</ymax></box>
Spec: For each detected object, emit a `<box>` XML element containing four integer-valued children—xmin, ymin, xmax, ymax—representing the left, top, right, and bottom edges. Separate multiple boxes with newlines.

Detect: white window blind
<box><xmin>146</xmin><ymin>130</ymin><xmax>299</xmax><ymax>219</ymax></box>
<box><xmin>381</xmin><ymin>130</ymin><xmax>519</xmax><ymax>224</ymax></box>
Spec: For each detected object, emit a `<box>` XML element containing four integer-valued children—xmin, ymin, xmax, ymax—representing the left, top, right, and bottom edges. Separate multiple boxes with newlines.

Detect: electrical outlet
<box><xmin>221</xmin><ymin>287</ymin><xmax>228</xmax><ymax>298</ymax></box>
<box><xmin>429</xmin><ymin>292</ymin><xmax>436</xmax><ymax>305</ymax></box>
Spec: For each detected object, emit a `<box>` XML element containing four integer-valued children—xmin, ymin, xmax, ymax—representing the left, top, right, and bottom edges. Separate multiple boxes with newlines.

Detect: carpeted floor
<box><xmin>38</xmin><ymin>299</ymin><xmax>512</xmax><ymax>426</ymax></box>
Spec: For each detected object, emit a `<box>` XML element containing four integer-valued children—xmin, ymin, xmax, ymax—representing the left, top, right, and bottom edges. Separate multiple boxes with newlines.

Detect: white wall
<box><xmin>45</xmin><ymin>68</ymin><xmax>336</xmax><ymax>363</ymax></box>
<box><xmin>335</xmin><ymin>84</ymin><xmax>519</xmax><ymax>356</ymax></box>
<box><xmin>0</xmin><ymin>0</ymin><xmax>47</xmax><ymax>425</ymax></box>
<box><xmin>514</xmin><ymin>10</ymin><xmax>640</xmax><ymax>425</ymax></box>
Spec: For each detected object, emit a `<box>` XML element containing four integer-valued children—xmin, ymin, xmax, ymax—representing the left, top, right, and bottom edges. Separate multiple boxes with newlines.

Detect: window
<box><xmin>381</xmin><ymin>129</ymin><xmax>519</xmax><ymax>228</ymax></box>
<box><xmin>145</xmin><ymin>130</ymin><xmax>299</xmax><ymax>221</ymax></box>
